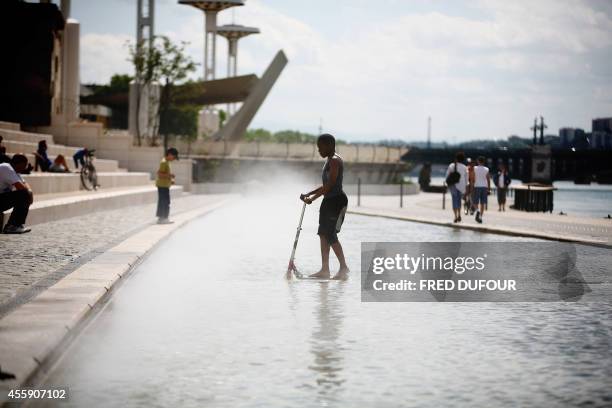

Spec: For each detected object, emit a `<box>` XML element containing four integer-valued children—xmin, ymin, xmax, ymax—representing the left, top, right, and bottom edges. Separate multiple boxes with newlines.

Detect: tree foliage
<box><xmin>244</xmin><ymin>129</ymin><xmax>346</xmax><ymax>144</ymax></box>
<box><xmin>128</xmin><ymin>35</ymin><xmax>197</xmax><ymax>147</ymax></box>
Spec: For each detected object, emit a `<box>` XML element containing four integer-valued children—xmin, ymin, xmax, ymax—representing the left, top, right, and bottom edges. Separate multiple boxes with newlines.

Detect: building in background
<box><xmin>559</xmin><ymin>127</ymin><xmax>586</xmax><ymax>149</ymax></box>
<box><xmin>591</xmin><ymin>117</ymin><xmax>612</xmax><ymax>150</ymax></box>
<box><xmin>0</xmin><ymin>2</ymin><xmax>66</xmax><ymax>126</ymax></box>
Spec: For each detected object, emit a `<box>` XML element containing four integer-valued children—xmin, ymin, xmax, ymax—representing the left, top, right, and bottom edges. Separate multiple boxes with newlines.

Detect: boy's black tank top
<box><xmin>322</xmin><ymin>154</ymin><xmax>344</xmax><ymax>198</ymax></box>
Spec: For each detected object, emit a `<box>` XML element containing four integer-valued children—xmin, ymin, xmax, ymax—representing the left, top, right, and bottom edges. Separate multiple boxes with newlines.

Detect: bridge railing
<box><xmin>171</xmin><ymin>139</ymin><xmax>407</xmax><ymax>163</ymax></box>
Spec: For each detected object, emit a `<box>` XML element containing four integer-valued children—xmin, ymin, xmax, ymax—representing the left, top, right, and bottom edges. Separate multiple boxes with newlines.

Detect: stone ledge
<box><xmin>0</xmin><ymin>195</ymin><xmax>236</xmax><ymax>396</ymax></box>
<box><xmin>348</xmin><ymin>207</ymin><xmax>611</xmax><ymax>248</ymax></box>
<box><xmin>1</xmin><ymin>185</ymin><xmax>183</xmax><ymax>228</ymax></box>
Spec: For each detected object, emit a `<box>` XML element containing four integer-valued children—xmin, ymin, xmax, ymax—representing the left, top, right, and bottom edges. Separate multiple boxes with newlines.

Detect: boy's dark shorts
<box><xmin>318</xmin><ymin>192</ymin><xmax>348</xmax><ymax>245</ymax></box>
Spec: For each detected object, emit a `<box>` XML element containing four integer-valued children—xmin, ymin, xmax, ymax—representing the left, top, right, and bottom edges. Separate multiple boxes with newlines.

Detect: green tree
<box><xmin>218</xmin><ymin>109</ymin><xmax>227</xmax><ymax>128</ymax></box>
<box><xmin>244</xmin><ymin>128</ymin><xmax>273</xmax><ymax>142</ymax></box>
<box><xmin>128</xmin><ymin>35</ymin><xmax>197</xmax><ymax>148</ymax></box>
<box><xmin>109</xmin><ymin>74</ymin><xmax>132</xmax><ymax>92</ymax></box>
<box><xmin>156</xmin><ymin>36</ymin><xmax>197</xmax><ymax>151</ymax></box>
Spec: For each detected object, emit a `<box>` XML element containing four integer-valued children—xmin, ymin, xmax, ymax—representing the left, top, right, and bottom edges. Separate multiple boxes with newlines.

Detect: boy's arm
<box><xmin>305</xmin><ymin>186</ymin><xmax>323</xmax><ymax>196</ymax></box>
<box><xmin>487</xmin><ymin>172</ymin><xmax>491</xmax><ymax>190</ymax></box>
<box><xmin>302</xmin><ymin>187</ymin><xmax>323</xmax><ymax>203</ymax></box>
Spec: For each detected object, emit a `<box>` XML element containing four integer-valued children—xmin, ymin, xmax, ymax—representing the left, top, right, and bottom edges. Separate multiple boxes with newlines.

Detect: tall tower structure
<box><xmin>129</xmin><ymin>0</ymin><xmax>159</xmax><ymax>141</ymax></box>
<box><xmin>530</xmin><ymin>117</ymin><xmax>538</xmax><ymax>145</ymax></box>
<box><xmin>217</xmin><ymin>24</ymin><xmax>259</xmax><ymax>114</ymax></box>
<box><xmin>137</xmin><ymin>0</ymin><xmax>155</xmax><ymax>52</ymax></box>
<box><xmin>217</xmin><ymin>24</ymin><xmax>259</xmax><ymax>78</ymax></box>
<box><xmin>178</xmin><ymin>0</ymin><xmax>244</xmax><ymax>81</ymax></box>
<box><xmin>539</xmin><ymin>116</ymin><xmax>547</xmax><ymax>146</ymax></box>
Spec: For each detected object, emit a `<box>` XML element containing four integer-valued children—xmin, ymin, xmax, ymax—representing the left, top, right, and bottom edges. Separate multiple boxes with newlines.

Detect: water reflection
<box><xmin>308</xmin><ymin>282</ymin><xmax>346</xmax><ymax>403</ymax></box>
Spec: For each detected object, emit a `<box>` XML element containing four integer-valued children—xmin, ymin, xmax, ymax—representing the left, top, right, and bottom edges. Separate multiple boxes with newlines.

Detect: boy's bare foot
<box><xmin>309</xmin><ymin>269</ymin><xmax>330</xmax><ymax>279</ymax></box>
<box><xmin>332</xmin><ymin>267</ymin><xmax>350</xmax><ymax>281</ymax></box>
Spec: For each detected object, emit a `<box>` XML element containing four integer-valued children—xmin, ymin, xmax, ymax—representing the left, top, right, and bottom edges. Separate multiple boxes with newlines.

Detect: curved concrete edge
<box><xmin>348</xmin><ymin>208</ymin><xmax>612</xmax><ymax>249</ymax></box>
<box><xmin>0</xmin><ymin>195</ymin><xmax>238</xmax><ymax>401</ymax></box>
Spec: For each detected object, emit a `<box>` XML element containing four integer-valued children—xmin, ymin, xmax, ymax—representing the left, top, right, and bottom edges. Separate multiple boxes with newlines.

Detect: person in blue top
<box><xmin>34</xmin><ymin>140</ymin><xmax>70</xmax><ymax>173</ymax></box>
<box><xmin>72</xmin><ymin>148</ymin><xmax>89</xmax><ymax>170</ymax></box>
<box><xmin>301</xmin><ymin>134</ymin><xmax>349</xmax><ymax>280</ymax></box>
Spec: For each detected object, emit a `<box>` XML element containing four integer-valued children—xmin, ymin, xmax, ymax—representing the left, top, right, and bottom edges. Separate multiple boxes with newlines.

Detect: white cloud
<box><xmin>80</xmin><ymin>33</ymin><xmax>134</xmax><ymax>83</ymax></box>
<box><xmin>78</xmin><ymin>0</ymin><xmax>612</xmax><ymax>141</ymax></box>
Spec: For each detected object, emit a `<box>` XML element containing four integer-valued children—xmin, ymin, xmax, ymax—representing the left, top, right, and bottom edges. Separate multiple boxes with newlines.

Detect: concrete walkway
<box><xmin>348</xmin><ymin>193</ymin><xmax>612</xmax><ymax>247</ymax></box>
<box><xmin>0</xmin><ymin>193</ymin><xmax>235</xmax><ymax>395</ymax></box>
<box><xmin>0</xmin><ymin>193</ymin><xmax>234</xmax><ymax>317</ymax></box>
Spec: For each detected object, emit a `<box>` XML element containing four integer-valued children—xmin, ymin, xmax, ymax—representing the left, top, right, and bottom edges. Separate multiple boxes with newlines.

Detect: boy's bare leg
<box><xmin>331</xmin><ymin>240</ymin><xmax>349</xmax><ymax>280</ymax></box>
<box><xmin>310</xmin><ymin>235</ymin><xmax>331</xmax><ymax>278</ymax></box>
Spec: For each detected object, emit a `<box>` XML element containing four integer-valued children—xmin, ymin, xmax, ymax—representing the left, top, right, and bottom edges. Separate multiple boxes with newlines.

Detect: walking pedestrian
<box><xmin>473</xmin><ymin>156</ymin><xmax>491</xmax><ymax>223</ymax></box>
<box><xmin>494</xmin><ymin>163</ymin><xmax>511</xmax><ymax>211</ymax></box>
<box><xmin>465</xmin><ymin>158</ymin><xmax>476</xmax><ymax>215</ymax></box>
<box><xmin>445</xmin><ymin>152</ymin><xmax>468</xmax><ymax>223</ymax></box>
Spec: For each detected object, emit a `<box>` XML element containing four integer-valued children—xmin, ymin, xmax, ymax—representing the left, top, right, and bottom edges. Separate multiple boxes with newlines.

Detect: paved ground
<box><xmin>348</xmin><ymin>193</ymin><xmax>612</xmax><ymax>247</ymax></box>
<box><xmin>0</xmin><ymin>193</ymin><xmax>232</xmax><ymax>316</ymax></box>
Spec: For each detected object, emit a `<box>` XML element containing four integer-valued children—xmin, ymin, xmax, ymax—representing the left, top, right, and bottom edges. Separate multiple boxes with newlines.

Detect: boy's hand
<box><xmin>300</xmin><ymin>194</ymin><xmax>312</xmax><ymax>204</ymax></box>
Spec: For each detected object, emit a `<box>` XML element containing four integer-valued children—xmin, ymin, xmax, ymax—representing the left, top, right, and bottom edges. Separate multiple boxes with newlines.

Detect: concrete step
<box><xmin>97</xmin><ymin>172</ymin><xmax>153</xmax><ymax>188</ymax></box>
<box><xmin>3</xmin><ymin>140</ymin><xmax>78</xmax><ymax>158</ymax></box>
<box><xmin>22</xmin><ymin>172</ymin><xmax>152</xmax><ymax>195</ymax></box>
<box><xmin>0</xmin><ymin>128</ymin><xmax>54</xmax><ymax>145</ymax></box>
<box><xmin>0</xmin><ymin>185</ymin><xmax>184</xmax><ymax>228</ymax></box>
<box><xmin>0</xmin><ymin>121</ymin><xmax>20</xmax><ymax>131</ymax></box>
<box><xmin>20</xmin><ymin>153</ymin><xmax>121</xmax><ymax>173</ymax></box>
<box><xmin>5</xmin><ymin>141</ymin><xmax>123</xmax><ymax>172</ymax></box>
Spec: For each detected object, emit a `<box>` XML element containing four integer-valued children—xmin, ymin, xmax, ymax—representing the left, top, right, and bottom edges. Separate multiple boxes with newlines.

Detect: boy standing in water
<box><xmin>301</xmin><ymin>134</ymin><xmax>349</xmax><ymax>280</ymax></box>
<box><xmin>156</xmin><ymin>147</ymin><xmax>178</xmax><ymax>224</ymax></box>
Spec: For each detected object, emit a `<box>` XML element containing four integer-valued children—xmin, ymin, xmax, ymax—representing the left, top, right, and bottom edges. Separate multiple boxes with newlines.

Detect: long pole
<box><xmin>286</xmin><ymin>201</ymin><xmax>307</xmax><ymax>279</ymax></box>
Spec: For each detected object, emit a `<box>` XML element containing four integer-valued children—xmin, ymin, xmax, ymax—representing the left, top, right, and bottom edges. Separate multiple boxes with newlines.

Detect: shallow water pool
<box><xmin>37</xmin><ymin>195</ymin><xmax>612</xmax><ymax>407</ymax></box>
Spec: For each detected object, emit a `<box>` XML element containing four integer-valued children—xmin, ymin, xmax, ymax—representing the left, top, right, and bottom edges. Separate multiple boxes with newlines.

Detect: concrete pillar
<box><xmin>129</xmin><ymin>81</ymin><xmax>161</xmax><ymax>141</ymax></box>
<box><xmin>60</xmin><ymin>0</ymin><xmax>71</xmax><ymax>18</ymax></box>
<box><xmin>204</xmin><ymin>11</ymin><xmax>219</xmax><ymax>80</ymax></box>
<box><xmin>63</xmin><ymin>18</ymin><xmax>80</xmax><ymax>123</ymax></box>
<box><xmin>50</xmin><ymin>17</ymin><xmax>79</xmax><ymax>130</ymax></box>
<box><xmin>197</xmin><ymin>108</ymin><xmax>220</xmax><ymax>138</ymax></box>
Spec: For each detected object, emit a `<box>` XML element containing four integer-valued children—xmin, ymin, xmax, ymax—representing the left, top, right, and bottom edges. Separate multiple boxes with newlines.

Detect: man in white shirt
<box><xmin>472</xmin><ymin>156</ymin><xmax>491</xmax><ymax>223</ymax></box>
<box><xmin>445</xmin><ymin>152</ymin><xmax>468</xmax><ymax>223</ymax></box>
<box><xmin>0</xmin><ymin>154</ymin><xmax>33</xmax><ymax>234</ymax></box>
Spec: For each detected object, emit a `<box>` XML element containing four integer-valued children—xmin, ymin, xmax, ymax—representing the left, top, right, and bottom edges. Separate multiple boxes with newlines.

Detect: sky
<box><xmin>65</xmin><ymin>0</ymin><xmax>612</xmax><ymax>143</ymax></box>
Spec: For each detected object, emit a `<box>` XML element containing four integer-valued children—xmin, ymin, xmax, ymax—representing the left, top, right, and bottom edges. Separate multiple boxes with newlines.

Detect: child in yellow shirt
<box><xmin>156</xmin><ymin>147</ymin><xmax>178</xmax><ymax>224</ymax></box>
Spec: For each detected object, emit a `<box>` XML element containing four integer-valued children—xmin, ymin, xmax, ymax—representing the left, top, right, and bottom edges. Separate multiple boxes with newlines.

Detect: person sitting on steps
<box><xmin>0</xmin><ymin>154</ymin><xmax>33</xmax><ymax>234</ymax></box>
<box><xmin>34</xmin><ymin>140</ymin><xmax>70</xmax><ymax>173</ymax></box>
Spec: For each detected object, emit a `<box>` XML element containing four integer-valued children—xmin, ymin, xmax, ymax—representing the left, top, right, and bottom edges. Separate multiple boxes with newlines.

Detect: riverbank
<box><xmin>348</xmin><ymin>192</ymin><xmax>612</xmax><ymax>247</ymax></box>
